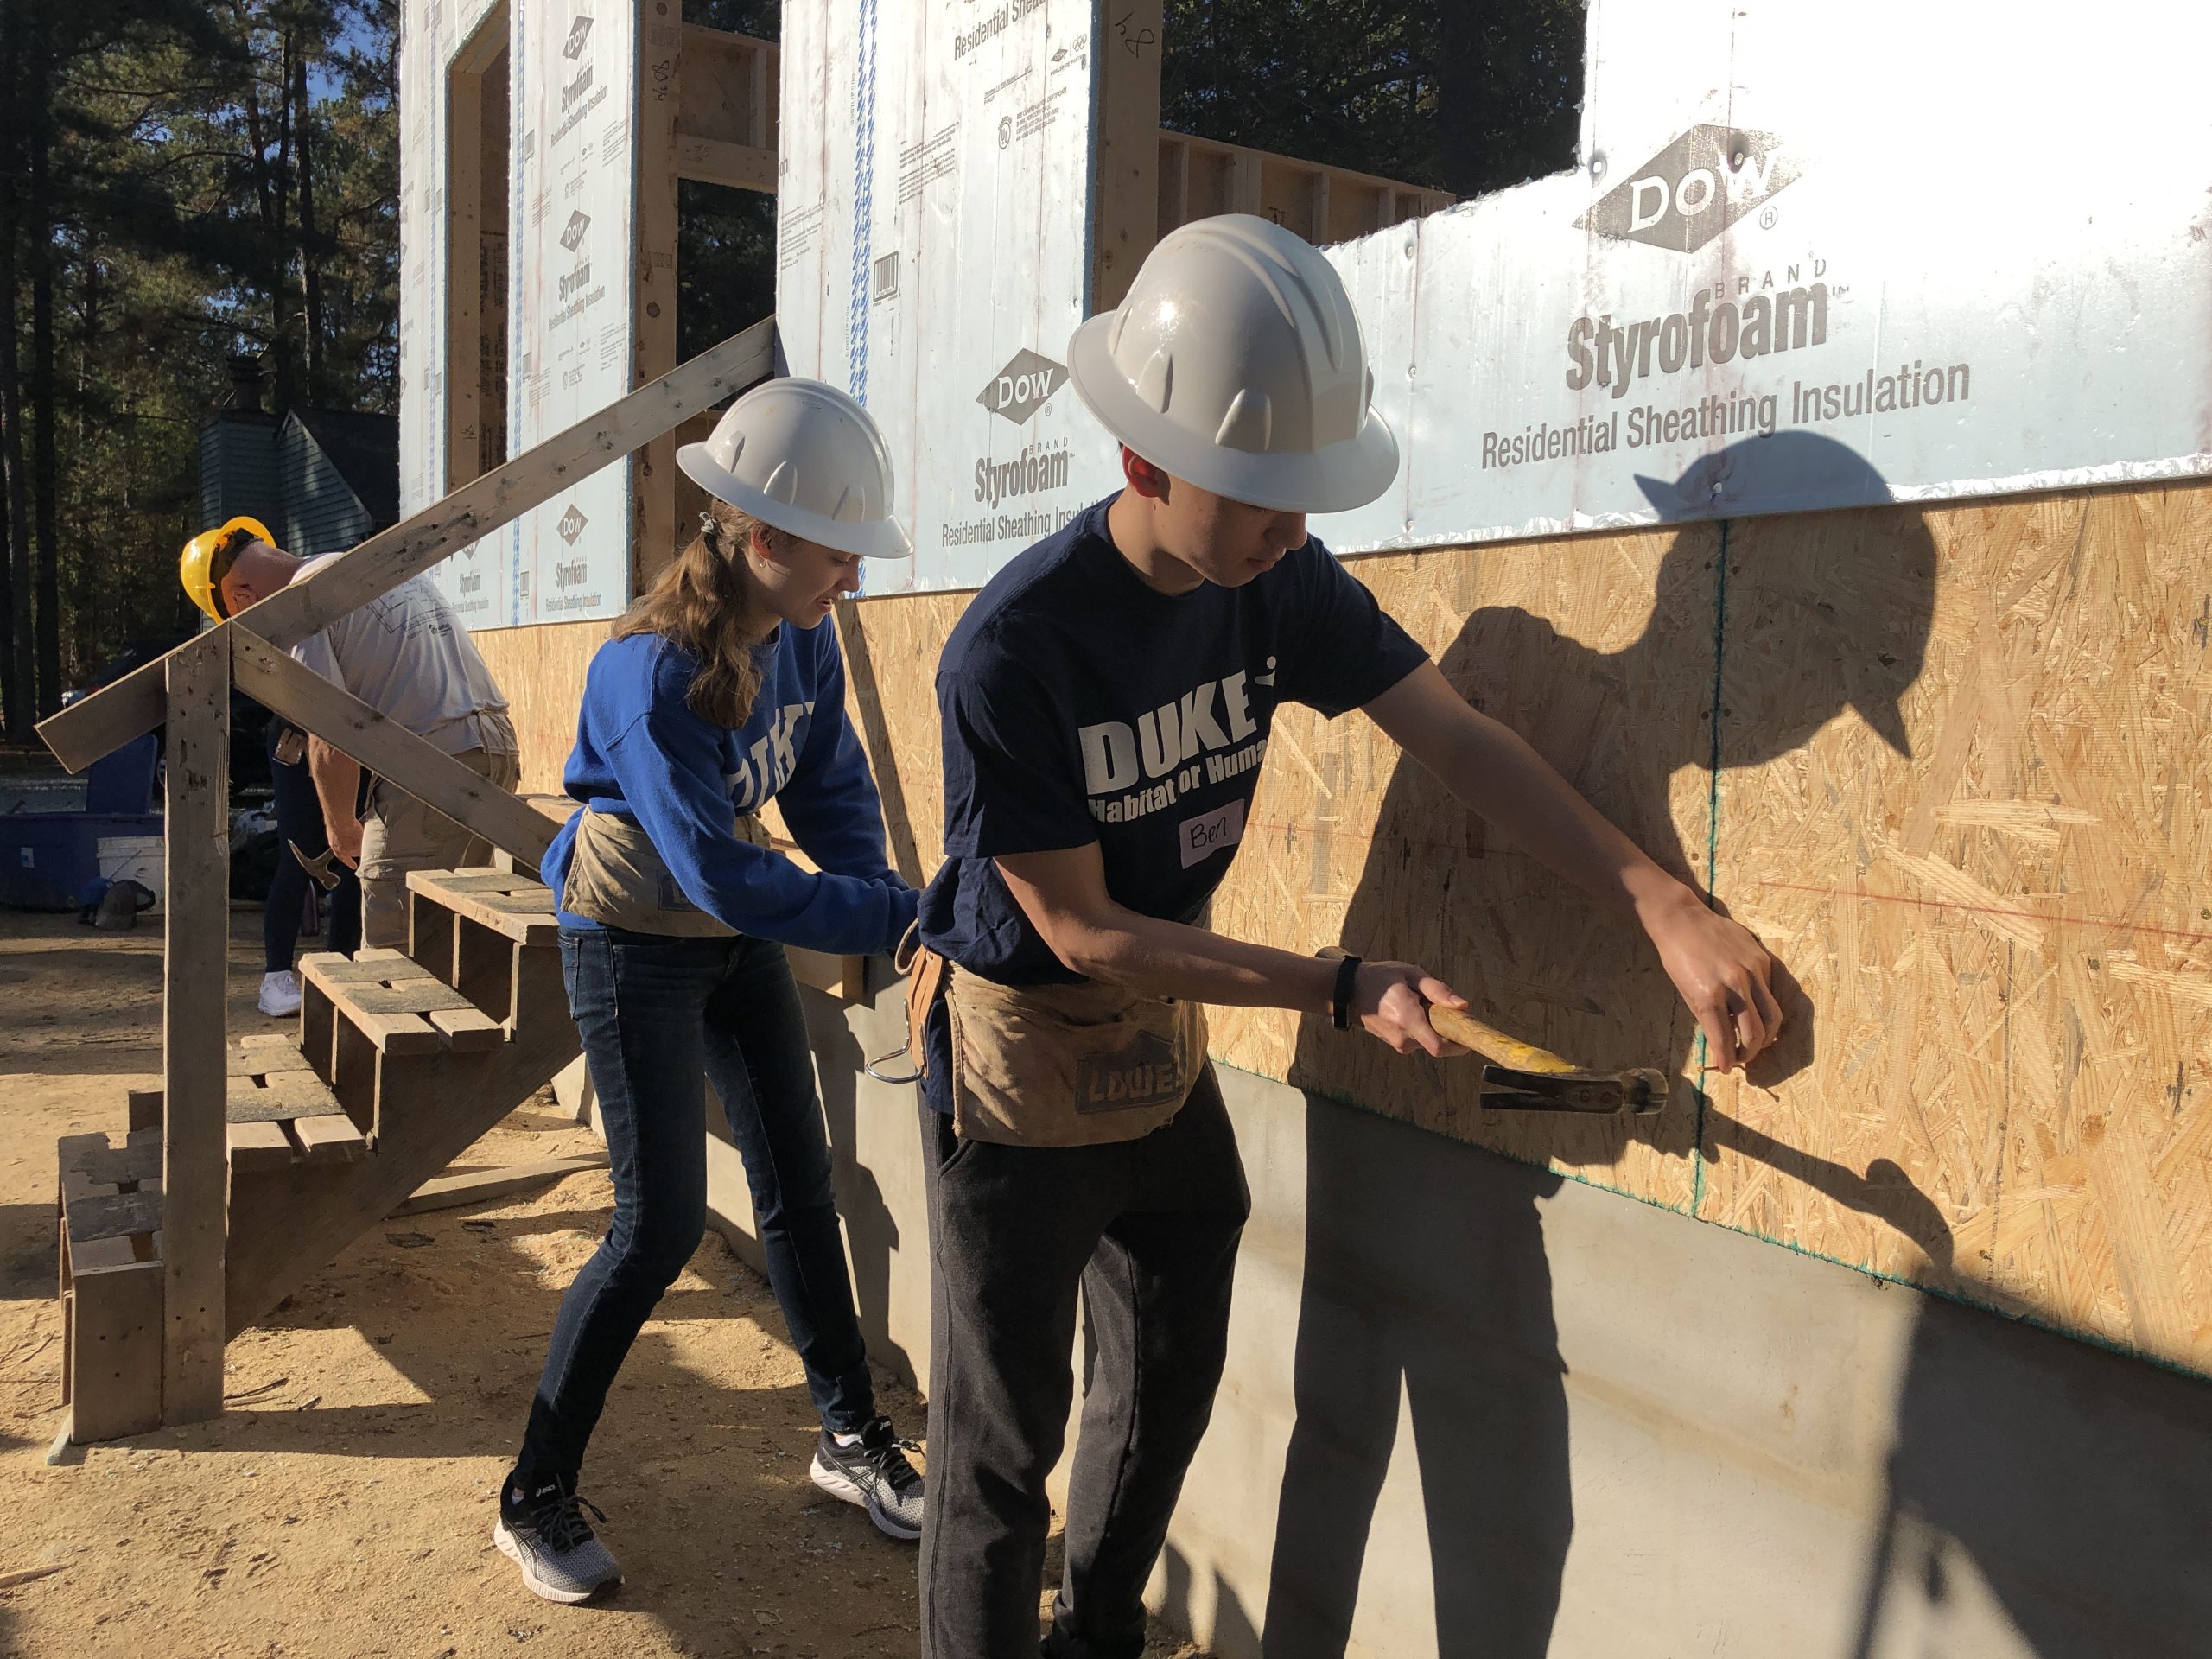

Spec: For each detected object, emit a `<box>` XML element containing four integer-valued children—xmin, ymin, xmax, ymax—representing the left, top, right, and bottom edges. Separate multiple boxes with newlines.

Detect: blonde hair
<box><xmin>613</xmin><ymin>500</ymin><xmax>787</xmax><ymax>728</ymax></box>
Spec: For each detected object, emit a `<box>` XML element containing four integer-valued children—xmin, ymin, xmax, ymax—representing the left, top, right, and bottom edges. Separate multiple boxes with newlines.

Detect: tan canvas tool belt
<box><xmin>560</xmin><ymin>806</ymin><xmax>766</xmax><ymax>936</ymax></box>
<box><xmin>899</xmin><ymin>938</ymin><xmax>1205</xmax><ymax>1147</ymax></box>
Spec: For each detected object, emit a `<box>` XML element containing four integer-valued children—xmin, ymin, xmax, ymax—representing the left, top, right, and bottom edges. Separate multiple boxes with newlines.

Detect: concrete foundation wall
<box><xmin>694</xmin><ymin>976</ymin><xmax>2212</xmax><ymax>1658</ymax></box>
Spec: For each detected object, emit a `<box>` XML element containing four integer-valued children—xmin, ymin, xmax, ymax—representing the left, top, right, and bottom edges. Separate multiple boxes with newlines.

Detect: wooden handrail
<box><xmin>37</xmin><ymin>316</ymin><xmax>779</xmax><ymax>774</ymax></box>
<box><xmin>230</xmin><ymin>628</ymin><xmax>562</xmax><ymax>870</ymax></box>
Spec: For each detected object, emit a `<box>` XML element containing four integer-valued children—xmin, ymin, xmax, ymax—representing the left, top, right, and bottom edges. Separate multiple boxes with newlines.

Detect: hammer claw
<box><xmin>1478</xmin><ymin>1064</ymin><xmax>1670</xmax><ymax>1116</ymax></box>
<box><xmin>288</xmin><ymin>838</ymin><xmax>342</xmax><ymax>892</ymax></box>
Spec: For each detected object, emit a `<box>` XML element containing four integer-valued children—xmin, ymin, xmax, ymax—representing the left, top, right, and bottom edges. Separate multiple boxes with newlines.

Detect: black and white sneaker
<box><xmin>810</xmin><ymin>1416</ymin><xmax>925</xmax><ymax>1541</ymax></box>
<box><xmin>493</xmin><ymin>1476</ymin><xmax>623</xmax><ymax>1603</ymax></box>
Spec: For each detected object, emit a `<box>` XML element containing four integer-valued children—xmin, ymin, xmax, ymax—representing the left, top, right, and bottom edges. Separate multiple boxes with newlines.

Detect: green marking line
<box><xmin>1691</xmin><ymin>518</ymin><xmax>1732</xmax><ymax>1217</ymax></box>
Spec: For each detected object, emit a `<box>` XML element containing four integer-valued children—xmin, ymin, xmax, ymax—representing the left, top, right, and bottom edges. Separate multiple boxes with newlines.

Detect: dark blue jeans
<box><xmin>512</xmin><ymin>926</ymin><xmax>877</xmax><ymax>1485</ymax></box>
<box><xmin>263</xmin><ymin>719</ymin><xmax>360</xmax><ymax>971</ymax></box>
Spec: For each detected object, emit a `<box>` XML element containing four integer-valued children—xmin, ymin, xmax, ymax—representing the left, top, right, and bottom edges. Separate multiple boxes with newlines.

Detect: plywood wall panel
<box><xmin>835</xmin><ymin>593</ymin><xmax>971</xmax><ymax>887</ymax></box>
<box><xmin>522</xmin><ymin>476</ymin><xmax>2207</xmax><ymax>1372</ymax></box>
<box><xmin>1205</xmin><ymin>525</ymin><xmax>1720</xmax><ymax>1214</ymax></box>
<box><xmin>1700</xmin><ymin>485</ymin><xmax>2212</xmax><ymax>1370</ymax></box>
<box><xmin>473</xmin><ymin>619</ymin><xmax>609</xmax><ymax>796</ymax></box>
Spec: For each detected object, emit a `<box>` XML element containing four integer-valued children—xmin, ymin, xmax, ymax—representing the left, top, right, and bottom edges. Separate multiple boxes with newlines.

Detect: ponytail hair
<box><xmin>613</xmin><ymin>500</ymin><xmax>786</xmax><ymax>728</ymax></box>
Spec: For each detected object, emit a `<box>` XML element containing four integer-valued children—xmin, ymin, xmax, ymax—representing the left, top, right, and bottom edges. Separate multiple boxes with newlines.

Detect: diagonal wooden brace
<box><xmin>37</xmin><ymin>316</ymin><xmax>778</xmax><ymax>773</ymax></box>
<box><xmin>229</xmin><ymin>627</ymin><xmax>561</xmax><ymax>872</ymax></box>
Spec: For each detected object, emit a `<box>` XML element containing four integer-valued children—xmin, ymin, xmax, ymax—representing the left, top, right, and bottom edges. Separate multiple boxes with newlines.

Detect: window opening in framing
<box><xmin>446</xmin><ymin>6</ymin><xmax>511</xmax><ymax>491</ymax></box>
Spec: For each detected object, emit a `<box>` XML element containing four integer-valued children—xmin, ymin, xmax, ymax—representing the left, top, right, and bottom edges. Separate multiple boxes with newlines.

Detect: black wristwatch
<box><xmin>1327</xmin><ymin>952</ymin><xmax>1363</xmax><ymax>1030</ymax></box>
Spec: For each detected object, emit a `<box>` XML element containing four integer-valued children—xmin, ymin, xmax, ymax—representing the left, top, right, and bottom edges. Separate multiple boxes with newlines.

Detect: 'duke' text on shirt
<box><xmin>1078</xmin><ymin>669</ymin><xmax>1271</xmax><ymax>825</ymax></box>
<box><xmin>726</xmin><ymin>700</ymin><xmax>816</xmax><ymax>812</ymax></box>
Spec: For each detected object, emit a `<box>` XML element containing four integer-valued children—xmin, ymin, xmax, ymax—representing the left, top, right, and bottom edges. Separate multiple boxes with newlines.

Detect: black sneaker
<box><xmin>493</xmin><ymin>1476</ymin><xmax>623</xmax><ymax>1603</ymax></box>
<box><xmin>810</xmin><ymin>1416</ymin><xmax>925</xmax><ymax>1541</ymax></box>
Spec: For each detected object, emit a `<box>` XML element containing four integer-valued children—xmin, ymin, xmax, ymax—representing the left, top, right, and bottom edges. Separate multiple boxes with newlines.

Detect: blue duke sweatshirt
<box><xmin>541</xmin><ymin>624</ymin><xmax>917</xmax><ymax>957</ymax></box>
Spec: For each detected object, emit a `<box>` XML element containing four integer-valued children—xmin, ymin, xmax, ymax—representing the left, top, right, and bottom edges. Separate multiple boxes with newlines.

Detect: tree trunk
<box><xmin>1432</xmin><ymin>0</ymin><xmax>1491</xmax><ymax>197</ymax></box>
<box><xmin>1432</xmin><ymin>0</ymin><xmax>1586</xmax><ymax>197</ymax></box>
<box><xmin>29</xmin><ymin>0</ymin><xmax>60</xmax><ymax>715</ymax></box>
<box><xmin>294</xmin><ymin>42</ymin><xmax>325</xmax><ymax>403</ymax></box>
<box><xmin>69</xmin><ymin>236</ymin><xmax>99</xmax><ymax>676</ymax></box>
<box><xmin>0</xmin><ymin>4</ymin><xmax>34</xmax><ymax>741</ymax></box>
<box><xmin>272</xmin><ymin>28</ymin><xmax>298</xmax><ymax>410</ymax></box>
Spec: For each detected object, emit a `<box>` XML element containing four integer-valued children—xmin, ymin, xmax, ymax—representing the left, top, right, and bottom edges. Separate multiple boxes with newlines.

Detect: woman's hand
<box><xmin>1353</xmin><ymin>961</ymin><xmax>1473</xmax><ymax>1058</ymax></box>
<box><xmin>1639</xmin><ymin>885</ymin><xmax>1782</xmax><ymax>1072</ymax></box>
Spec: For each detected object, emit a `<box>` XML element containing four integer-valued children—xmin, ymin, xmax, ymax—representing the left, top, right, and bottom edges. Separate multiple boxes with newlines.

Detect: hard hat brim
<box><xmin>1066</xmin><ymin>313</ymin><xmax>1401</xmax><ymax>516</ymax></box>
<box><xmin>677</xmin><ymin>442</ymin><xmax>914</xmax><ymax>561</ymax></box>
<box><xmin>180</xmin><ymin>513</ymin><xmax>277</xmax><ymax>620</ymax></box>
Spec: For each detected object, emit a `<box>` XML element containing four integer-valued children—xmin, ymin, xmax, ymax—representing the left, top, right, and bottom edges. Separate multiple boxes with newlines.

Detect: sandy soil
<box><xmin>0</xmin><ymin>906</ymin><xmax>1205</xmax><ymax>1658</ymax></box>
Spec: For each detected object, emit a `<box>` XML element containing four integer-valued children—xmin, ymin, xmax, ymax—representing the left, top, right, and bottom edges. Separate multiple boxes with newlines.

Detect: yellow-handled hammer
<box><xmin>1323</xmin><ymin>948</ymin><xmax>1669</xmax><ymax>1114</ymax></box>
<box><xmin>1425</xmin><ymin>1005</ymin><xmax>1669</xmax><ymax>1116</ymax></box>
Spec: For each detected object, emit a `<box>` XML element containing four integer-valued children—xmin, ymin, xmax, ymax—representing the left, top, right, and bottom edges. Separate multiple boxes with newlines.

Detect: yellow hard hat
<box><xmin>179</xmin><ymin>515</ymin><xmax>274</xmax><ymax>620</ymax></box>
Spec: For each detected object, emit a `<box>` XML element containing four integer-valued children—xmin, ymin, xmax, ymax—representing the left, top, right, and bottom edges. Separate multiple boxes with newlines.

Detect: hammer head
<box><xmin>1480</xmin><ymin>1065</ymin><xmax>1670</xmax><ymax>1116</ymax></box>
<box><xmin>289</xmin><ymin>839</ymin><xmax>342</xmax><ymax>892</ymax></box>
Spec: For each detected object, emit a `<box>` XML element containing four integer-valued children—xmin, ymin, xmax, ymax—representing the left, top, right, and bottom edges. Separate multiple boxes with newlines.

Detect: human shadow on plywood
<box><xmin>1265</xmin><ymin>435</ymin><xmax>1944</xmax><ymax>1656</ymax></box>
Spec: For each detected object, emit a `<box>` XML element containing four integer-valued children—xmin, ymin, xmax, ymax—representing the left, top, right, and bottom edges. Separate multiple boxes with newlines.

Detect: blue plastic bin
<box><xmin>0</xmin><ymin>811</ymin><xmax>166</xmax><ymax>911</ymax></box>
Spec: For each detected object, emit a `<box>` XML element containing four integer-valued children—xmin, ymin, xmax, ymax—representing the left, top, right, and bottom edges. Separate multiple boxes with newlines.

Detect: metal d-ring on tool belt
<box><xmin>863</xmin><ymin>925</ymin><xmax>1206</xmax><ymax>1147</ymax></box>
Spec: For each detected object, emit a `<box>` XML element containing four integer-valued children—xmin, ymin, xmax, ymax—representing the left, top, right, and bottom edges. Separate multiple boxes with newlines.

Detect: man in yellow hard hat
<box><xmin>181</xmin><ymin>516</ymin><xmax>520</xmax><ymax>948</ymax></box>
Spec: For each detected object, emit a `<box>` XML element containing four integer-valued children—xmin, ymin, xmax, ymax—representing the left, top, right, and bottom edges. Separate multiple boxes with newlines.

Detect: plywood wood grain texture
<box><xmin>471</xmin><ymin>619</ymin><xmax>610</xmax><ymax>796</ymax></box>
<box><xmin>1702</xmin><ymin>486</ymin><xmax>2212</xmax><ymax>1370</ymax></box>
<box><xmin>810</xmin><ymin>480</ymin><xmax>2209</xmax><ymax>1374</ymax></box>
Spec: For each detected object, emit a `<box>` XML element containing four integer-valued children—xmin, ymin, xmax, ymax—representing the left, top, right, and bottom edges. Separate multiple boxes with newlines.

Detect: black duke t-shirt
<box><xmin>918</xmin><ymin>498</ymin><xmax>1428</xmax><ymax>985</ymax></box>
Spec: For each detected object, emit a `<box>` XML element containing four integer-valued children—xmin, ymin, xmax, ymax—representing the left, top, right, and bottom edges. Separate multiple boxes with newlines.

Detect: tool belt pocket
<box><xmin>561</xmin><ymin>806</ymin><xmax>767</xmax><ymax>937</ymax></box>
<box><xmin>941</xmin><ymin>968</ymin><xmax>1205</xmax><ymax>1148</ymax></box>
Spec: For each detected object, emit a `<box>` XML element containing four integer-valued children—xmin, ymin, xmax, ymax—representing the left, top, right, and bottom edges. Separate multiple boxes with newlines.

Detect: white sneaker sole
<box><xmin>810</xmin><ymin>1450</ymin><xmax>923</xmax><ymax>1541</ymax></box>
<box><xmin>493</xmin><ymin>1516</ymin><xmax>618</xmax><ymax>1604</ymax></box>
<box><xmin>257</xmin><ymin>995</ymin><xmax>302</xmax><ymax>1017</ymax></box>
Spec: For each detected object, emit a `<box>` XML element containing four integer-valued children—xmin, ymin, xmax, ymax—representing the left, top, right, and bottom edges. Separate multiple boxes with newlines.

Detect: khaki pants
<box><xmin>358</xmin><ymin>745</ymin><xmax>524</xmax><ymax>948</ymax></box>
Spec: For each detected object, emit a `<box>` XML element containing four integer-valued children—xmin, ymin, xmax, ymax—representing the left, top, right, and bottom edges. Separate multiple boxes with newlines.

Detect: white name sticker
<box><xmin>1179</xmin><ymin>799</ymin><xmax>1247</xmax><ymax>868</ymax></box>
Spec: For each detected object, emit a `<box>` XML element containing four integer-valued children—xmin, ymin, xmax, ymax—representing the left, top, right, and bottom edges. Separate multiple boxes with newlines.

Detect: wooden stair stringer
<box><xmin>222</xmin><ymin>1021</ymin><xmax>580</xmax><ymax>1338</ymax></box>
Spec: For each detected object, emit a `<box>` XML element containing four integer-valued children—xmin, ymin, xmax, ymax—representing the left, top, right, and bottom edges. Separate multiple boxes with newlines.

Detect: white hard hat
<box><xmin>677</xmin><ymin>377</ymin><xmax>913</xmax><ymax>559</ymax></box>
<box><xmin>1066</xmin><ymin>214</ymin><xmax>1399</xmax><ymax>514</ymax></box>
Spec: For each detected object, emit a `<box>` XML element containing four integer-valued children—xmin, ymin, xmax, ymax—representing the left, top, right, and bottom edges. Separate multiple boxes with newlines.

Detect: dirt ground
<box><xmin>0</xmin><ymin>905</ymin><xmax>1206</xmax><ymax>1658</ymax></box>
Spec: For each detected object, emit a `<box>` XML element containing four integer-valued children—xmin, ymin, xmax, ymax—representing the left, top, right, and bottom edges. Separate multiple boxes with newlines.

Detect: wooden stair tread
<box><xmin>226</xmin><ymin>1120</ymin><xmax>298</xmax><ymax>1174</ymax></box>
<box><xmin>223</xmin><ymin>1105</ymin><xmax>366</xmax><ymax>1172</ymax></box>
<box><xmin>414</xmin><ymin>869</ymin><xmax>551</xmax><ymax>893</ymax></box>
<box><xmin>226</xmin><ymin>1035</ymin><xmax>348</xmax><ymax>1122</ymax></box>
<box><xmin>64</xmin><ymin>1179</ymin><xmax>162</xmax><ymax>1243</ymax></box>
<box><xmin>289</xmin><ymin>1113</ymin><xmax>367</xmax><ymax>1162</ymax></box>
<box><xmin>60</xmin><ymin>1135</ymin><xmax>161</xmax><ymax>1187</ymax></box>
<box><xmin>406</xmin><ymin>868</ymin><xmax>559</xmax><ymax>945</ymax></box>
<box><xmin>428</xmin><ymin>1007</ymin><xmax>505</xmax><ymax>1048</ymax></box>
<box><xmin>227</xmin><ymin>1074</ymin><xmax>342</xmax><ymax>1121</ymax></box>
<box><xmin>297</xmin><ymin>950</ymin><xmax>507</xmax><ymax>1055</ymax></box>
<box><xmin>233</xmin><ymin>1032</ymin><xmax>304</xmax><ymax>1066</ymax></box>
<box><xmin>304</xmin><ymin>957</ymin><xmax>425</xmax><ymax>984</ymax></box>
<box><xmin>344</xmin><ymin>981</ymin><xmax>480</xmax><ymax>1015</ymax></box>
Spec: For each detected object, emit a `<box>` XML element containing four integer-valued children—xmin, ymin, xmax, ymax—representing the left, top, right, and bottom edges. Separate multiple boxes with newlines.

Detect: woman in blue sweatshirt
<box><xmin>495</xmin><ymin>379</ymin><xmax>922</xmax><ymax>1603</ymax></box>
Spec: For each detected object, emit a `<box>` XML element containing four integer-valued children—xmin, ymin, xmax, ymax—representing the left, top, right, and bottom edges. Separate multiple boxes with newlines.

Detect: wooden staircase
<box><xmin>54</xmin><ymin>869</ymin><xmax>579</xmax><ymax>1443</ymax></box>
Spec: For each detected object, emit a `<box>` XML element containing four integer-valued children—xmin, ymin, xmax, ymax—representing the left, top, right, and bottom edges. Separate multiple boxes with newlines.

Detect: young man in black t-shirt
<box><xmin>912</xmin><ymin>216</ymin><xmax>1783</xmax><ymax>1659</ymax></box>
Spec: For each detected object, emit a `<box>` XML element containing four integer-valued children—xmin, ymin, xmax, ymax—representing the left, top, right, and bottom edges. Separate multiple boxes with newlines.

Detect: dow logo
<box><xmin>556</xmin><ymin>505</ymin><xmax>588</xmax><ymax>544</ymax></box>
<box><xmin>563</xmin><ymin>15</ymin><xmax>594</xmax><ymax>60</ymax></box>
<box><xmin>560</xmin><ymin>210</ymin><xmax>590</xmax><ymax>253</ymax></box>
<box><xmin>1577</xmin><ymin>125</ymin><xmax>1802</xmax><ymax>254</ymax></box>
<box><xmin>977</xmin><ymin>349</ymin><xmax>1065</xmax><ymax>426</ymax></box>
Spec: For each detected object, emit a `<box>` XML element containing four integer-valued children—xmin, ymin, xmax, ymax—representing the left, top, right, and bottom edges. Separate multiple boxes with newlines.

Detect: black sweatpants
<box><xmin>918</xmin><ymin>1003</ymin><xmax>1250</xmax><ymax>1659</ymax></box>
